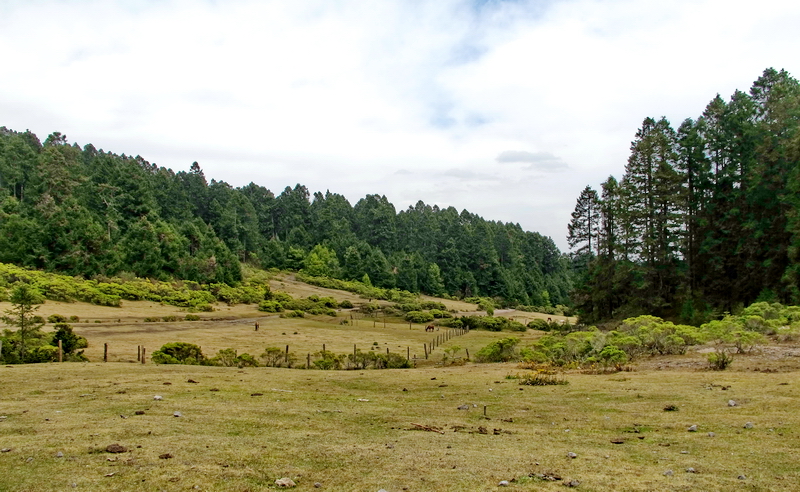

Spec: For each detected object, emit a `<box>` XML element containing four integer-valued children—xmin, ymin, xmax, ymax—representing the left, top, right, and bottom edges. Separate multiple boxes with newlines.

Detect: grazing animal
<box><xmin>425</xmin><ymin>325</ymin><xmax>435</xmax><ymax>332</ymax></box>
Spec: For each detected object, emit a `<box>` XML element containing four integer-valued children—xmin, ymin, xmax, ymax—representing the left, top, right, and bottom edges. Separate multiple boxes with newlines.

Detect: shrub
<box><xmin>184</xmin><ymin>314</ymin><xmax>201</xmax><ymax>321</ymax></box>
<box><xmin>27</xmin><ymin>345</ymin><xmax>59</xmax><ymax>363</ymax></box>
<box><xmin>708</xmin><ymin>349</ymin><xmax>734</xmax><ymax>370</ymax></box>
<box><xmin>47</xmin><ymin>314</ymin><xmax>67</xmax><ymax>323</ymax></box>
<box><xmin>312</xmin><ymin>350</ymin><xmax>345</xmax><ymax>370</ymax></box>
<box><xmin>527</xmin><ymin>319</ymin><xmax>549</xmax><ymax>331</ymax></box>
<box><xmin>50</xmin><ymin>323</ymin><xmax>88</xmax><ymax>354</ymax></box>
<box><xmin>258</xmin><ymin>300</ymin><xmax>284</xmax><ymax>313</ymax></box>
<box><xmin>151</xmin><ymin>342</ymin><xmax>204</xmax><ymax>365</ymax></box>
<box><xmin>68</xmin><ymin>315</ymin><xmax>80</xmax><ymax>323</ymax></box>
<box><xmin>404</xmin><ymin>311</ymin><xmax>434</xmax><ymax>323</ymax></box>
<box><xmin>420</xmin><ymin>300</ymin><xmax>446</xmax><ymax>311</ymax></box>
<box><xmin>280</xmin><ymin>310</ymin><xmax>305</xmax><ymax>319</ymax></box>
<box><xmin>162</xmin><ymin>315</ymin><xmax>181</xmax><ymax>322</ymax></box>
<box><xmin>518</xmin><ymin>370</ymin><xmax>568</xmax><ymax>386</ymax></box>
<box><xmin>143</xmin><ymin>317</ymin><xmax>160</xmax><ymax>322</ymax></box>
<box><xmin>396</xmin><ymin>302</ymin><xmax>422</xmax><ymax>312</ymax></box>
<box><xmin>476</xmin><ymin>337</ymin><xmax>520</xmax><ymax>362</ymax></box>
<box><xmin>339</xmin><ymin>299</ymin><xmax>354</xmax><ymax>309</ymax></box>
<box><xmin>359</xmin><ymin>302</ymin><xmax>381</xmax><ymax>314</ymax></box>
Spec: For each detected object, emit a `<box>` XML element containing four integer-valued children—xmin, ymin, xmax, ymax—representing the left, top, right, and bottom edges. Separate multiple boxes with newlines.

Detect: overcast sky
<box><xmin>2</xmin><ymin>0</ymin><xmax>799</xmax><ymax>251</ymax></box>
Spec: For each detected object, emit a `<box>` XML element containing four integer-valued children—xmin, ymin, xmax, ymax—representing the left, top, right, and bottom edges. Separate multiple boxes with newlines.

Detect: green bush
<box><xmin>280</xmin><ymin>310</ymin><xmax>305</xmax><ymax>318</ymax></box>
<box><xmin>258</xmin><ymin>300</ymin><xmax>284</xmax><ymax>313</ymax></box>
<box><xmin>420</xmin><ymin>301</ymin><xmax>446</xmax><ymax>311</ymax></box>
<box><xmin>527</xmin><ymin>318</ymin><xmax>549</xmax><ymax>331</ymax></box>
<box><xmin>162</xmin><ymin>315</ymin><xmax>181</xmax><ymax>322</ymax></box>
<box><xmin>50</xmin><ymin>323</ymin><xmax>88</xmax><ymax>354</ymax></box>
<box><xmin>405</xmin><ymin>311</ymin><xmax>434</xmax><ymax>323</ymax></box>
<box><xmin>47</xmin><ymin>314</ymin><xmax>68</xmax><ymax>323</ymax></box>
<box><xmin>476</xmin><ymin>337</ymin><xmax>520</xmax><ymax>362</ymax></box>
<box><xmin>339</xmin><ymin>299</ymin><xmax>354</xmax><ymax>309</ymax></box>
<box><xmin>151</xmin><ymin>342</ymin><xmax>204</xmax><ymax>365</ymax></box>
<box><xmin>184</xmin><ymin>314</ymin><xmax>201</xmax><ymax>321</ymax></box>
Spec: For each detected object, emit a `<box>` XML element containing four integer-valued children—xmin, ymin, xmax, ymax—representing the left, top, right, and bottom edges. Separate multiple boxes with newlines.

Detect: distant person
<box><xmin>255</xmin><ymin>321</ymin><xmax>259</xmax><ymax>331</ymax></box>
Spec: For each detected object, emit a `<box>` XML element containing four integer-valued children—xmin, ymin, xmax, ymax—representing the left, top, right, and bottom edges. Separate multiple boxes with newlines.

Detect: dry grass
<box><xmin>3</xmin><ymin>283</ymin><xmax>798</xmax><ymax>490</ymax></box>
<box><xmin>1</xmin><ymin>361</ymin><xmax>798</xmax><ymax>491</ymax></box>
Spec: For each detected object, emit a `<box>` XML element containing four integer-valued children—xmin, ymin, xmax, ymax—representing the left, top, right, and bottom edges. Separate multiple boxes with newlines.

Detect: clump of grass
<box><xmin>517</xmin><ymin>370</ymin><xmax>568</xmax><ymax>386</ymax></box>
<box><xmin>663</xmin><ymin>404</ymin><xmax>679</xmax><ymax>411</ymax></box>
<box><xmin>708</xmin><ymin>350</ymin><xmax>734</xmax><ymax>370</ymax></box>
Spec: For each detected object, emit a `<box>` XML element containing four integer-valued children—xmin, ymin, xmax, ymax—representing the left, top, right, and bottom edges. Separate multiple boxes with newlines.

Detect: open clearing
<box><xmin>1</xmin><ymin>360</ymin><xmax>799</xmax><ymax>491</ymax></box>
<box><xmin>2</xmin><ymin>282</ymin><xmax>799</xmax><ymax>490</ymax></box>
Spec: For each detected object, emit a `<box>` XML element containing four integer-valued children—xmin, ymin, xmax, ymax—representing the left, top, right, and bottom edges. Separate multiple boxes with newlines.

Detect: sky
<box><xmin>2</xmin><ymin>0</ymin><xmax>799</xmax><ymax>251</ymax></box>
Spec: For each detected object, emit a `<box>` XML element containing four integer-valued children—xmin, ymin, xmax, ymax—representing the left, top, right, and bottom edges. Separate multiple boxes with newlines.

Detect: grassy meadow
<box><xmin>2</xmin><ymin>279</ymin><xmax>799</xmax><ymax>491</ymax></box>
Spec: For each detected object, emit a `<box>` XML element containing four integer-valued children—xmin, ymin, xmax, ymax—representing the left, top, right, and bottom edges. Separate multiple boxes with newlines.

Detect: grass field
<box><xmin>1</xmin><ymin>359</ymin><xmax>799</xmax><ymax>491</ymax></box>
<box><xmin>2</xmin><ymin>281</ymin><xmax>799</xmax><ymax>491</ymax></box>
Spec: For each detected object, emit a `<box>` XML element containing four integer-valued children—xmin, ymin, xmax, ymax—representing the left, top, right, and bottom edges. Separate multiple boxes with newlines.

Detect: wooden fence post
<box><xmin>141</xmin><ymin>347</ymin><xmax>146</xmax><ymax>364</ymax></box>
<box><xmin>104</xmin><ymin>343</ymin><xmax>108</xmax><ymax>362</ymax></box>
<box><xmin>386</xmin><ymin>347</ymin><xmax>389</xmax><ymax>355</ymax></box>
<box><xmin>58</xmin><ymin>340</ymin><xmax>63</xmax><ymax>362</ymax></box>
<box><xmin>466</xmin><ymin>348</ymin><xmax>470</xmax><ymax>360</ymax></box>
<box><xmin>407</xmin><ymin>346</ymin><xmax>410</xmax><ymax>361</ymax></box>
<box><xmin>307</xmin><ymin>353</ymin><xmax>311</xmax><ymax>369</ymax></box>
<box><xmin>137</xmin><ymin>345</ymin><xmax>141</xmax><ymax>362</ymax></box>
<box><xmin>323</xmin><ymin>343</ymin><xmax>326</xmax><ymax>353</ymax></box>
<box><xmin>285</xmin><ymin>345</ymin><xmax>289</xmax><ymax>363</ymax></box>
<box><xmin>424</xmin><ymin>344</ymin><xmax>428</xmax><ymax>359</ymax></box>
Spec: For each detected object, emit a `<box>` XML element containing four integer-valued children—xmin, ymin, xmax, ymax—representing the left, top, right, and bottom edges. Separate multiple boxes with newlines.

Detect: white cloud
<box><xmin>1</xmin><ymin>0</ymin><xmax>799</xmax><ymax>250</ymax></box>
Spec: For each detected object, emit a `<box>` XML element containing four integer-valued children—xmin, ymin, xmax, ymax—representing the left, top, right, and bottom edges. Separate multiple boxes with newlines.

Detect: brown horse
<box><xmin>425</xmin><ymin>325</ymin><xmax>435</xmax><ymax>332</ymax></box>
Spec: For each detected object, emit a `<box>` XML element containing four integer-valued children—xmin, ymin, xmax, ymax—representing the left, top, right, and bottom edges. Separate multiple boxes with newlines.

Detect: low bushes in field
<box><xmin>148</xmin><ymin>342</ymin><xmax>411</xmax><ymax>370</ymax></box>
<box><xmin>0</xmin><ymin>262</ymin><xmax>274</xmax><ymax>309</ymax></box>
<box><xmin>456</xmin><ymin>315</ymin><xmax>527</xmax><ymax>332</ymax></box>
<box><xmin>473</xmin><ymin>304</ymin><xmax>796</xmax><ymax>370</ymax></box>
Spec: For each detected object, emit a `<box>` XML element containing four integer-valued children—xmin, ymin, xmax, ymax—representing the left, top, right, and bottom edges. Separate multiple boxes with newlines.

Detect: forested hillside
<box><xmin>568</xmin><ymin>68</ymin><xmax>800</xmax><ymax>323</ymax></box>
<box><xmin>0</xmin><ymin>129</ymin><xmax>571</xmax><ymax>306</ymax></box>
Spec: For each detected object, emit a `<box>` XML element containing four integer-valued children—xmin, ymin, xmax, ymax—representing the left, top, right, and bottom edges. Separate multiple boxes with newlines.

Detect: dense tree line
<box><xmin>568</xmin><ymin>68</ymin><xmax>800</xmax><ymax>323</ymax></box>
<box><xmin>0</xmin><ymin>128</ymin><xmax>572</xmax><ymax>305</ymax></box>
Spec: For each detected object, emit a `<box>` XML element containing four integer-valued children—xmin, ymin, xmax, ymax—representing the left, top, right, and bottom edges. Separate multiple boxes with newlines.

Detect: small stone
<box><xmin>707</xmin><ymin>432</ymin><xmax>715</xmax><ymax>437</ymax></box>
<box><xmin>498</xmin><ymin>480</ymin><xmax>510</xmax><ymax>486</ymax></box>
<box><xmin>744</xmin><ymin>422</ymin><xmax>753</xmax><ymax>429</ymax></box>
<box><xmin>663</xmin><ymin>470</ymin><xmax>674</xmax><ymax>476</ymax></box>
<box><xmin>567</xmin><ymin>452</ymin><xmax>577</xmax><ymax>459</ymax></box>
<box><xmin>357</xmin><ymin>398</ymin><xmax>369</xmax><ymax>402</ymax></box>
<box><xmin>159</xmin><ymin>453</ymin><xmax>173</xmax><ymax>459</ymax></box>
<box><xmin>187</xmin><ymin>379</ymin><xmax>199</xmax><ymax>383</ymax></box>
<box><xmin>314</xmin><ymin>483</ymin><xmax>322</xmax><ymax>488</ymax></box>
<box><xmin>728</xmin><ymin>400</ymin><xmax>737</xmax><ymax>407</ymax></box>
<box><xmin>173</xmin><ymin>412</ymin><xmax>182</xmax><ymax>418</ymax></box>
<box><xmin>680</xmin><ymin>450</ymin><xmax>689</xmax><ymax>454</ymax></box>
<box><xmin>687</xmin><ymin>425</ymin><xmax>698</xmax><ymax>432</ymax></box>
<box><xmin>105</xmin><ymin>444</ymin><xmax>127</xmax><ymax>453</ymax></box>
<box><xmin>738</xmin><ymin>475</ymin><xmax>746</xmax><ymax>480</ymax></box>
<box><xmin>153</xmin><ymin>395</ymin><xmax>163</xmax><ymax>401</ymax></box>
<box><xmin>119</xmin><ymin>414</ymin><xmax>127</xmax><ymax>419</ymax></box>
<box><xmin>457</xmin><ymin>404</ymin><xmax>470</xmax><ymax>410</ymax></box>
<box><xmin>55</xmin><ymin>451</ymin><xmax>64</xmax><ymax>458</ymax></box>
<box><xmin>275</xmin><ymin>477</ymin><xmax>296</xmax><ymax>488</ymax></box>
<box><xmin>566</xmin><ymin>479</ymin><xmax>580</xmax><ymax>487</ymax></box>
<box><xmin>386</xmin><ymin>443</ymin><xmax>394</xmax><ymax>449</ymax></box>
<box><xmin>686</xmin><ymin>467</ymin><xmax>696</xmax><ymax>473</ymax></box>
<box><xmin>0</xmin><ymin>448</ymin><xmax>11</xmax><ymax>453</ymax></box>
<box><xmin>135</xmin><ymin>411</ymin><xmax>145</xmax><ymax>415</ymax></box>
